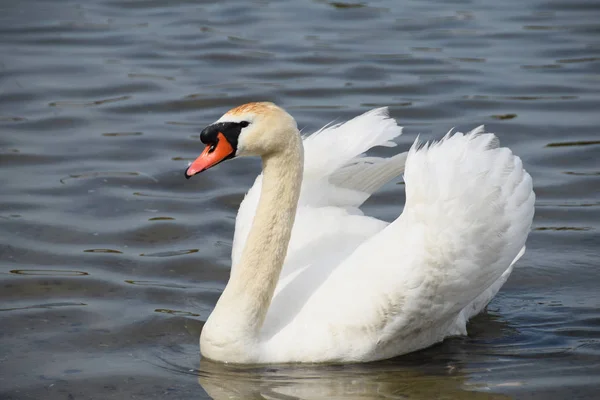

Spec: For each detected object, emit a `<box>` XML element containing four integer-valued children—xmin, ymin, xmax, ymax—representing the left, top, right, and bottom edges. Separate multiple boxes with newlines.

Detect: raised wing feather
<box><xmin>372</xmin><ymin>130</ymin><xmax>534</xmax><ymax>355</ymax></box>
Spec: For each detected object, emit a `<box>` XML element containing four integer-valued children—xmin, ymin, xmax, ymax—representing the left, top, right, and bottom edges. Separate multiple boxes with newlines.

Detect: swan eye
<box><xmin>239</xmin><ymin>121</ymin><xmax>250</xmax><ymax>128</ymax></box>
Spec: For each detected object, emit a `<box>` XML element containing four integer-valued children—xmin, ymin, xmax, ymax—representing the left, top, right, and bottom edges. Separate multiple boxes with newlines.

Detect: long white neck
<box><xmin>200</xmin><ymin>131</ymin><xmax>304</xmax><ymax>362</ymax></box>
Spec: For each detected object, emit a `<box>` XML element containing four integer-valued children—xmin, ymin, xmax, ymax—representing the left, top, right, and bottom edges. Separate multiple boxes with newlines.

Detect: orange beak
<box><xmin>185</xmin><ymin>132</ymin><xmax>235</xmax><ymax>178</ymax></box>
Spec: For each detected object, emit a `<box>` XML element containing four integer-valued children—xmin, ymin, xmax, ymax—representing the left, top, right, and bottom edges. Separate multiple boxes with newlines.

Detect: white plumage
<box><xmin>191</xmin><ymin>103</ymin><xmax>535</xmax><ymax>364</ymax></box>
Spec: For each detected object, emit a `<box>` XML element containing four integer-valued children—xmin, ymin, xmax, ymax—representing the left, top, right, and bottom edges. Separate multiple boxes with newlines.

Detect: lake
<box><xmin>1</xmin><ymin>0</ymin><xmax>599</xmax><ymax>399</ymax></box>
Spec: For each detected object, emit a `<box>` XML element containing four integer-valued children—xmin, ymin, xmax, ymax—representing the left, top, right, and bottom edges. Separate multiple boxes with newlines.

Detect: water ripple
<box><xmin>1</xmin><ymin>0</ymin><xmax>599</xmax><ymax>398</ymax></box>
<box><xmin>9</xmin><ymin>269</ymin><xmax>89</xmax><ymax>276</ymax></box>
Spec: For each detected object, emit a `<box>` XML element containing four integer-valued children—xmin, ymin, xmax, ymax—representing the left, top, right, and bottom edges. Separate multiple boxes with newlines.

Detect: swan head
<box><xmin>185</xmin><ymin>102</ymin><xmax>298</xmax><ymax>178</ymax></box>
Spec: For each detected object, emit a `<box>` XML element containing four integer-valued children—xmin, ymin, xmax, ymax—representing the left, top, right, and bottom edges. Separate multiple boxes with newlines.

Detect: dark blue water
<box><xmin>1</xmin><ymin>0</ymin><xmax>599</xmax><ymax>398</ymax></box>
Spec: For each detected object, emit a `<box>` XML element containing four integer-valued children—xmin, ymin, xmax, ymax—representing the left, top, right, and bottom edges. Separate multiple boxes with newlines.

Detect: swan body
<box><xmin>185</xmin><ymin>102</ymin><xmax>535</xmax><ymax>364</ymax></box>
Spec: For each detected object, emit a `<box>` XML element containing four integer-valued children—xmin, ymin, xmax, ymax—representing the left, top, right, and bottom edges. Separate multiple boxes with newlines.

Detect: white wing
<box><xmin>259</xmin><ymin>128</ymin><xmax>535</xmax><ymax>363</ymax></box>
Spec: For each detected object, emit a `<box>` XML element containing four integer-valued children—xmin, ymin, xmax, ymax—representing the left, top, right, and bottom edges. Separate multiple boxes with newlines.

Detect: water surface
<box><xmin>1</xmin><ymin>0</ymin><xmax>599</xmax><ymax>398</ymax></box>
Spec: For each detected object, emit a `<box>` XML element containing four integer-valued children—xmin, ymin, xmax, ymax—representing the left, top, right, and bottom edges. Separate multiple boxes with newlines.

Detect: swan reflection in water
<box><xmin>196</xmin><ymin>356</ymin><xmax>512</xmax><ymax>400</ymax></box>
<box><xmin>153</xmin><ymin>312</ymin><xmax>515</xmax><ymax>399</ymax></box>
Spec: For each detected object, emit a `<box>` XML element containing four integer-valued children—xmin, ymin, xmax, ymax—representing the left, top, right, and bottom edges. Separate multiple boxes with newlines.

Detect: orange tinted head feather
<box><xmin>223</xmin><ymin>102</ymin><xmax>279</xmax><ymax>118</ymax></box>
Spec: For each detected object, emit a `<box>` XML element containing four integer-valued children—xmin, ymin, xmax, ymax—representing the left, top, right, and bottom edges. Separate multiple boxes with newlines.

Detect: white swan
<box><xmin>185</xmin><ymin>102</ymin><xmax>535</xmax><ymax>364</ymax></box>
